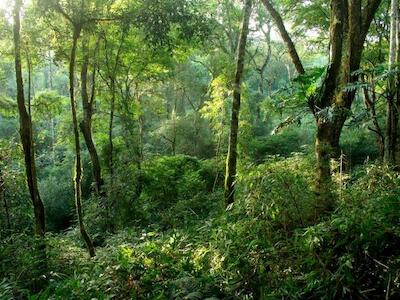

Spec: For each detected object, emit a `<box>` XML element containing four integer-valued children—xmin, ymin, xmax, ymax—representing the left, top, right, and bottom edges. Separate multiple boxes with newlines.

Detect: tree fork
<box><xmin>80</xmin><ymin>37</ymin><xmax>104</xmax><ymax>196</ymax></box>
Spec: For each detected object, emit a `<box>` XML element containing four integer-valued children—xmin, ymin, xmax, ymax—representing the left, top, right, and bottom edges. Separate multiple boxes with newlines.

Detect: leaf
<box><xmin>184</xmin><ymin>291</ymin><xmax>203</xmax><ymax>300</ymax></box>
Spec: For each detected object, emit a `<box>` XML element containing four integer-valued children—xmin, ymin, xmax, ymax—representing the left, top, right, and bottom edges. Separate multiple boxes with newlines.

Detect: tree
<box><xmin>45</xmin><ymin>0</ymin><xmax>96</xmax><ymax>256</ymax></box>
<box><xmin>261</xmin><ymin>0</ymin><xmax>382</xmax><ymax>212</ymax></box>
<box><xmin>224</xmin><ymin>0</ymin><xmax>252</xmax><ymax>206</ymax></box>
<box><xmin>13</xmin><ymin>0</ymin><xmax>47</xmax><ymax>281</ymax></box>
<box><xmin>384</xmin><ymin>0</ymin><xmax>399</xmax><ymax>164</ymax></box>
<box><xmin>308</xmin><ymin>0</ymin><xmax>383</xmax><ymax>212</ymax></box>
<box><xmin>70</xmin><ymin>24</ymin><xmax>95</xmax><ymax>258</ymax></box>
<box><xmin>79</xmin><ymin>34</ymin><xmax>104</xmax><ymax>195</ymax></box>
<box><xmin>13</xmin><ymin>0</ymin><xmax>46</xmax><ymax>239</ymax></box>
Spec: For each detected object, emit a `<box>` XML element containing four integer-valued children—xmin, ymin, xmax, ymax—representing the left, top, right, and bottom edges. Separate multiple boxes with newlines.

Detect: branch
<box><xmin>361</xmin><ymin>0</ymin><xmax>383</xmax><ymax>41</ymax></box>
<box><xmin>260</xmin><ymin>0</ymin><xmax>305</xmax><ymax>75</ymax></box>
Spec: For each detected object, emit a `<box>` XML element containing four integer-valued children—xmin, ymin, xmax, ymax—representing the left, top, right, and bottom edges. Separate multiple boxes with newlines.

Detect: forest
<box><xmin>1</xmin><ymin>0</ymin><xmax>400</xmax><ymax>298</ymax></box>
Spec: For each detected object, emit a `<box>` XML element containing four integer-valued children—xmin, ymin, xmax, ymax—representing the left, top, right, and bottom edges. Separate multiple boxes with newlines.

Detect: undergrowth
<box><xmin>1</xmin><ymin>155</ymin><xmax>400</xmax><ymax>299</ymax></box>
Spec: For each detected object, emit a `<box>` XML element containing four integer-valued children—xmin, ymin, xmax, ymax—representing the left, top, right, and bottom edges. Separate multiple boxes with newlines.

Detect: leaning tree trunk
<box><xmin>261</xmin><ymin>0</ymin><xmax>305</xmax><ymax>75</ymax></box>
<box><xmin>69</xmin><ymin>24</ymin><xmax>95</xmax><ymax>257</ymax></box>
<box><xmin>224</xmin><ymin>0</ymin><xmax>252</xmax><ymax>206</ymax></box>
<box><xmin>13</xmin><ymin>0</ymin><xmax>46</xmax><ymax>239</ymax></box>
<box><xmin>79</xmin><ymin>41</ymin><xmax>104</xmax><ymax>196</ymax></box>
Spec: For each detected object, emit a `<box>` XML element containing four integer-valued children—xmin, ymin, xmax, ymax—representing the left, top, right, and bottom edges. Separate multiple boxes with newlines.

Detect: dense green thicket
<box><xmin>2</xmin><ymin>152</ymin><xmax>400</xmax><ymax>299</ymax></box>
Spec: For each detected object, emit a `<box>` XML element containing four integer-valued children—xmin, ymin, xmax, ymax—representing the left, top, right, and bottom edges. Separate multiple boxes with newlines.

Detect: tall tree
<box><xmin>13</xmin><ymin>0</ymin><xmax>46</xmax><ymax>238</ymax></box>
<box><xmin>224</xmin><ymin>0</ymin><xmax>252</xmax><ymax>206</ymax></box>
<box><xmin>73</xmin><ymin>23</ymin><xmax>96</xmax><ymax>257</ymax></box>
<box><xmin>384</xmin><ymin>0</ymin><xmax>399</xmax><ymax>164</ymax></box>
<box><xmin>79</xmin><ymin>34</ymin><xmax>104</xmax><ymax>195</ymax></box>
<box><xmin>70</xmin><ymin>22</ymin><xmax>95</xmax><ymax>257</ymax></box>
<box><xmin>48</xmin><ymin>0</ymin><xmax>96</xmax><ymax>256</ymax></box>
<box><xmin>308</xmin><ymin>0</ymin><xmax>382</xmax><ymax>212</ymax></box>
<box><xmin>261</xmin><ymin>0</ymin><xmax>382</xmax><ymax>212</ymax></box>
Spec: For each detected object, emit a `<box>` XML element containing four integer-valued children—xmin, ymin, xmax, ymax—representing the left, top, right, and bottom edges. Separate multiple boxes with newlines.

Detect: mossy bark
<box><xmin>13</xmin><ymin>0</ymin><xmax>46</xmax><ymax>239</ymax></box>
<box><xmin>309</xmin><ymin>0</ymin><xmax>382</xmax><ymax>214</ymax></box>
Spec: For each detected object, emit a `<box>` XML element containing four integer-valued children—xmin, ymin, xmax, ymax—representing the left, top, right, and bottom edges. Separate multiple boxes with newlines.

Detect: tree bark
<box><xmin>108</xmin><ymin>78</ymin><xmax>115</xmax><ymax>181</ymax></box>
<box><xmin>13</xmin><ymin>0</ymin><xmax>46</xmax><ymax>239</ymax></box>
<box><xmin>384</xmin><ymin>0</ymin><xmax>399</xmax><ymax>164</ymax></box>
<box><xmin>224</xmin><ymin>0</ymin><xmax>252</xmax><ymax>206</ymax></box>
<box><xmin>13</xmin><ymin>0</ymin><xmax>47</xmax><ymax>284</ymax></box>
<box><xmin>261</xmin><ymin>0</ymin><xmax>305</xmax><ymax>75</ymax></box>
<box><xmin>69</xmin><ymin>24</ymin><xmax>95</xmax><ymax>257</ymax></box>
<box><xmin>79</xmin><ymin>38</ymin><xmax>104</xmax><ymax>195</ymax></box>
<box><xmin>261</xmin><ymin>2</ymin><xmax>381</xmax><ymax>210</ymax></box>
<box><xmin>309</xmin><ymin>0</ymin><xmax>382</xmax><ymax>213</ymax></box>
<box><xmin>0</xmin><ymin>171</ymin><xmax>11</xmax><ymax>236</ymax></box>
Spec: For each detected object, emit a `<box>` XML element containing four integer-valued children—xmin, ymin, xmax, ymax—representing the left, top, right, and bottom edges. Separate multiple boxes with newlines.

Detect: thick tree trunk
<box><xmin>13</xmin><ymin>0</ymin><xmax>46</xmax><ymax>239</ymax></box>
<box><xmin>309</xmin><ymin>0</ymin><xmax>382</xmax><ymax>213</ymax></box>
<box><xmin>79</xmin><ymin>45</ymin><xmax>103</xmax><ymax>195</ymax></box>
<box><xmin>261</xmin><ymin>0</ymin><xmax>305</xmax><ymax>75</ymax></box>
<box><xmin>314</xmin><ymin>118</ymin><xmax>345</xmax><ymax>212</ymax></box>
<box><xmin>224</xmin><ymin>0</ymin><xmax>252</xmax><ymax>206</ymax></box>
<box><xmin>69</xmin><ymin>25</ymin><xmax>95</xmax><ymax>257</ymax></box>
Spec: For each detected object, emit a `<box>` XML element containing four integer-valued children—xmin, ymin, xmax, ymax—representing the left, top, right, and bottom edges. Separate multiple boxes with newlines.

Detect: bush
<box><xmin>249</xmin><ymin>127</ymin><xmax>314</xmax><ymax>163</ymax></box>
<box><xmin>40</xmin><ymin>161</ymin><xmax>74</xmax><ymax>232</ymax></box>
<box><xmin>138</xmin><ymin>155</ymin><xmax>220</xmax><ymax>227</ymax></box>
<box><xmin>238</xmin><ymin>153</ymin><xmax>316</xmax><ymax>232</ymax></box>
<box><xmin>273</xmin><ymin>164</ymin><xmax>400</xmax><ymax>299</ymax></box>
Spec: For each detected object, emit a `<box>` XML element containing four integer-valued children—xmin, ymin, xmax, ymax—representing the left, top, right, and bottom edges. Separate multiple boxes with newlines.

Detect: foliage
<box><xmin>1</xmin><ymin>154</ymin><xmax>400</xmax><ymax>299</ymax></box>
<box><xmin>0</xmin><ymin>0</ymin><xmax>397</xmax><ymax>298</ymax></box>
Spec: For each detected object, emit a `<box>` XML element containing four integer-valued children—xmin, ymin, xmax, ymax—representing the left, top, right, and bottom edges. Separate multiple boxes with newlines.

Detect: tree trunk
<box><xmin>0</xmin><ymin>172</ymin><xmax>11</xmax><ymax>236</ymax></box>
<box><xmin>27</xmin><ymin>53</ymin><xmax>32</xmax><ymax>117</ymax></box>
<box><xmin>13</xmin><ymin>0</ymin><xmax>46</xmax><ymax>239</ymax></box>
<box><xmin>69</xmin><ymin>24</ymin><xmax>95</xmax><ymax>257</ymax></box>
<box><xmin>309</xmin><ymin>0</ymin><xmax>382</xmax><ymax>213</ymax></box>
<box><xmin>362</xmin><ymin>80</ymin><xmax>385</xmax><ymax>158</ymax></box>
<box><xmin>108</xmin><ymin>79</ymin><xmax>115</xmax><ymax>180</ymax></box>
<box><xmin>384</xmin><ymin>0</ymin><xmax>399</xmax><ymax>164</ymax></box>
<box><xmin>171</xmin><ymin>99</ymin><xmax>177</xmax><ymax>156</ymax></box>
<box><xmin>13</xmin><ymin>0</ymin><xmax>47</xmax><ymax>284</ymax></box>
<box><xmin>224</xmin><ymin>0</ymin><xmax>252</xmax><ymax>206</ymax></box>
<box><xmin>314</xmin><ymin>118</ymin><xmax>344</xmax><ymax>212</ymax></box>
<box><xmin>79</xmin><ymin>41</ymin><xmax>104</xmax><ymax>196</ymax></box>
<box><xmin>261</xmin><ymin>0</ymin><xmax>305</xmax><ymax>75</ymax></box>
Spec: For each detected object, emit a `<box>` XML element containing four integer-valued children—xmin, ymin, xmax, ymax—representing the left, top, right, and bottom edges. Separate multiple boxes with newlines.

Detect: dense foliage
<box><xmin>1</xmin><ymin>0</ymin><xmax>400</xmax><ymax>299</ymax></box>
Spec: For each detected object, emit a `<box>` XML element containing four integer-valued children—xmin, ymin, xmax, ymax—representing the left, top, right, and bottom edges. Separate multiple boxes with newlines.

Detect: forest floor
<box><xmin>2</xmin><ymin>155</ymin><xmax>400</xmax><ymax>299</ymax></box>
